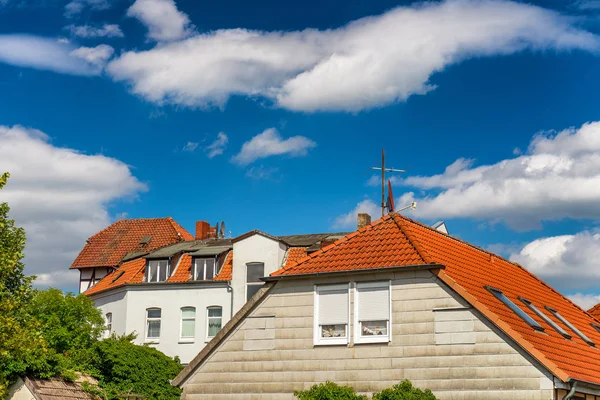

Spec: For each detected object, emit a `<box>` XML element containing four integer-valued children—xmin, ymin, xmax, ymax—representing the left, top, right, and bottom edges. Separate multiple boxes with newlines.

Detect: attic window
<box><xmin>139</xmin><ymin>235</ymin><xmax>152</xmax><ymax>247</ymax></box>
<box><xmin>519</xmin><ymin>297</ymin><xmax>571</xmax><ymax>339</ymax></box>
<box><xmin>146</xmin><ymin>259</ymin><xmax>170</xmax><ymax>283</ymax></box>
<box><xmin>485</xmin><ymin>286</ymin><xmax>544</xmax><ymax>332</ymax></box>
<box><xmin>545</xmin><ymin>306</ymin><xmax>595</xmax><ymax>346</ymax></box>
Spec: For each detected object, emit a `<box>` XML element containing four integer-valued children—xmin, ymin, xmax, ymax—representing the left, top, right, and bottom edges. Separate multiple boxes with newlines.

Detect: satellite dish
<box><xmin>220</xmin><ymin>221</ymin><xmax>225</xmax><ymax>238</ymax></box>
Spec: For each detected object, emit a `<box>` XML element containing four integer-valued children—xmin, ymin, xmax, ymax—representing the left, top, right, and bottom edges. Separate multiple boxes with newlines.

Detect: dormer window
<box><xmin>193</xmin><ymin>258</ymin><xmax>217</xmax><ymax>281</ymax></box>
<box><xmin>146</xmin><ymin>259</ymin><xmax>170</xmax><ymax>282</ymax></box>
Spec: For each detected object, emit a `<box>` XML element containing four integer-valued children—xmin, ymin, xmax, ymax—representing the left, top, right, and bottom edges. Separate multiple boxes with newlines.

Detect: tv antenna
<box><xmin>371</xmin><ymin>149</ymin><xmax>406</xmax><ymax>217</ymax></box>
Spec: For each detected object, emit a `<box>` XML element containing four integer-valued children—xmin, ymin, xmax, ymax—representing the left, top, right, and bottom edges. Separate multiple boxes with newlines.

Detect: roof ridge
<box><xmin>166</xmin><ymin>217</ymin><xmax>194</xmax><ymax>241</ymax></box>
<box><xmin>390</xmin><ymin>213</ymin><xmax>433</xmax><ymax>264</ymax></box>
<box><xmin>271</xmin><ymin>215</ymin><xmax>394</xmax><ymax>276</ymax></box>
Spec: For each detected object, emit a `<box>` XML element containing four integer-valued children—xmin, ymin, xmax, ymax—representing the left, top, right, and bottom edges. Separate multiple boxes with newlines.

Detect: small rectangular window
<box><xmin>354</xmin><ymin>281</ymin><xmax>391</xmax><ymax>344</ymax></box>
<box><xmin>146</xmin><ymin>260</ymin><xmax>169</xmax><ymax>282</ymax></box>
<box><xmin>193</xmin><ymin>258</ymin><xmax>217</xmax><ymax>281</ymax></box>
<box><xmin>314</xmin><ymin>283</ymin><xmax>349</xmax><ymax>345</ymax></box>
<box><xmin>545</xmin><ymin>306</ymin><xmax>595</xmax><ymax>346</ymax></box>
<box><xmin>246</xmin><ymin>263</ymin><xmax>265</xmax><ymax>301</ymax></box>
<box><xmin>207</xmin><ymin>307</ymin><xmax>223</xmax><ymax>339</ymax></box>
<box><xmin>105</xmin><ymin>312</ymin><xmax>112</xmax><ymax>338</ymax></box>
<box><xmin>146</xmin><ymin>308</ymin><xmax>161</xmax><ymax>341</ymax></box>
<box><xmin>180</xmin><ymin>307</ymin><xmax>196</xmax><ymax>340</ymax></box>
<box><xmin>486</xmin><ymin>286</ymin><xmax>544</xmax><ymax>332</ymax></box>
<box><xmin>519</xmin><ymin>297</ymin><xmax>571</xmax><ymax>339</ymax></box>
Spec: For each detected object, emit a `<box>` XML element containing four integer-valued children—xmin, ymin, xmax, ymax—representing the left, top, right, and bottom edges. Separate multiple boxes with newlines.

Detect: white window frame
<box><xmin>180</xmin><ymin>307</ymin><xmax>196</xmax><ymax>342</ymax></box>
<box><xmin>354</xmin><ymin>280</ymin><xmax>392</xmax><ymax>344</ymax></box>
<box><xmin>146</xmin><ymin>260</ymin><xmax>170</xmax><ymax>283</ymax></box>
<box><xmin>206</xmin><ymin>306</ymin><xmax>223</xmax><ymax>342</ymax></box>
<box><xmin>193</xmin><ymin>258</ymin><xmax>217</xmax><ymax>281</ymax></box>
<box><xmin>145</xmin><ymin>308</ymin><xmax>161</xmax><ymax>343</ymax></box>
<box><xmin>105</xmin><ymin>312</ymin><xmax>112</xmax><ymax>338</ymax></box>
<box><xmin>313</xmin><ymin>283</ymin><xmax>351</xmax><ymax>346</ymax></box>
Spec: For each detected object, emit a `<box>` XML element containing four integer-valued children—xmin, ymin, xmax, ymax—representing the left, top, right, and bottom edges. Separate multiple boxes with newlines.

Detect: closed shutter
<box><xmin>318</xmin><ymin>286</ymin><xmax>348</xmax><ymax>325</ymax></box>
<box><xmin>358</xmin><ymin>284</ymin><xmax>389</xmax><ymax>321</ymax></box>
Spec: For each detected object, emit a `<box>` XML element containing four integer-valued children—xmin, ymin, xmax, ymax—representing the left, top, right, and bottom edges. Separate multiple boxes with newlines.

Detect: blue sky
<box><xmin>2</xmin><ymin>0</ymin><xmax>600</xmax><ymax>305</ymax></box>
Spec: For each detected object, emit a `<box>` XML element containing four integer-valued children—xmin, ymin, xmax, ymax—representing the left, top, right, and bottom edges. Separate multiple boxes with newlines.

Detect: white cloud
<box><xmin>107</xmin><ymin>0</ymin><xmax>599</xmax><ymax>112</ymax></box>
<box><xmin>395</xmin><ymin>121</ymin><xmax>600</xmax><ymax>230</ymax></box>
<box><xmin>127</xmin><ymin>0</ymin><xmax>194</xmax><ymax>41</ymax></box>
<box><xmin>245</xmin><ymin>165</ymin><xmax>279</xmax><ymax>181</ymax></box>
<box><xmin>70</xmin><ymin>44</ymin><xmax>114</xmax><ymax>71</ymax></box>
<box><xmin>65</xmin><ymin>0</ymin><xmax>111</xmax><ymax>18</ymax></box>
<box><xmin>182</xmin><ymin>141</ymin><xmax>199</xmax><ymax>152</ymax></box>
<box><xmin>67</xmin><ymin>24</ymin><xmax>124</xmax><ymax>39</ymax></box>
<box><xmin>206</xmin><ymin>132</ymin><xmax>228</xmax><ymax>158</ymax></box>
<box><xmin>0</xmin><ymin>35</ymin><xmax>103</xmax><ymax>75</ymax></box>
<box><xmin>0</xmin><ymin>125</ymin><xmax>147</xmax><ymax>290</ymax></box>
<box><xmin>509</xmin><ymin>231</ymin><xmax>600</xmax><ymax>292</ymax></box>
<box><xmin>567</xmin><ymin>293</ymin><xmax>600</xmax><ymax>311</ymax></box>
<box><xmin>231</xmin><ymin>128</ymin><xmax>316</xmax><ymax>166</ymax></box>
<box><xmin>333</xmin><ymin>199</ymin><xmax>380</xmax><ymax>229</ymax></box>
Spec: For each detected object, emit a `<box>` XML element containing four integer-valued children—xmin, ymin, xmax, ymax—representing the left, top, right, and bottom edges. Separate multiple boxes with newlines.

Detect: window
<box><xmin>246</xmin><ymin>262</ymin><xmax>265</xmax><ymax>301</ymax></box>
<box><xmin>314</xmin><ymin>284</ymin><xmax>350</xmax><ymax>345</ymax></box>
<box><xmin>486</xmin><ymin>286</ymin><xmax>544</xmax><ymax>332</ymax></box>
<box><xmin>146</xmin><ymin>260</ymin><xmax>170</xmax><ymax>282</ymax></box>
<box><xmin>146</xmin><ymin>308</ymin><xmax>161</xmax><ymax>341</ymax></box>
<box><xmin>180</xmin><ymin>307</ymin><xmax>196</xmax><ymax>341</ymax></box>
<box><xmin>354</xmin><ymin>281</ymin><xmax>391</xmax><ymax>343</ymax></box>
<box><xmin>105</xmin><ymin>312</ymin><xmax>112</xmax><ymax>338</ymax></box>
<box><xmin>193</xmin><ymin>258</ymin><xmax>217</xmax><ymax>280</ymax></box>
<box><xmin>207</xmin><ymin>307</ymin><xmax>223</xmax><ymax>340</ymax></box>
<box><xmin>545</xmin><ymin>306</ymin><xmax>595</xmax><ymax>346</ymax></box>
<box><xmin>519</xmin><ymin>297</ymin><xmax>571</xmax><ymax>339</ymax></box>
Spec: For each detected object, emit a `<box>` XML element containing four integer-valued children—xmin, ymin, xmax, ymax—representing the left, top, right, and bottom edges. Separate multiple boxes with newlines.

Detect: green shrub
<box><xmin>294</xmin><ymin>381</ymin><xmax>367</xmax><ymax>400</ymax></box>
<box><xmin>372</xmin><ymin>380</ymin><xmax>438</xmax><ymax>400</ymax></box>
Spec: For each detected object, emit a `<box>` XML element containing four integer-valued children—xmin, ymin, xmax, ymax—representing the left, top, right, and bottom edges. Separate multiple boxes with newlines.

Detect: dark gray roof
<box><xmin>146</xmin><ymin>239</ymin><xmax>232</xmax><ymax>259</ymax></box>
<box><xmin>23</xmin><ymin>377</ymin><xmax>97</xmax><ymax>400</ymax></box>
<box><xmin>277</xmin><ymin>232</ymin><xmax>350</xmax><ymax>247</ymax></box>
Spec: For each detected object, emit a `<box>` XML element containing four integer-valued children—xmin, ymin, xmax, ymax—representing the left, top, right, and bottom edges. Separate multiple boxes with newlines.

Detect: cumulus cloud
<box><xmin>206</xmin><ymin>132</ymin><xmax>228</xmax><ymax>158</ymax></box>
<box><xmin>107</xmin><ymin>0</ymin><xmax>599</xmax><ymax>112</ymax></box>
<box><xmin>70</xmin><ymin>44</ymin><xmax>114</xmax><ymax>71</ymax></box>
<box><xmin>182</xmin><ymin>141</ymin><xmax>199</xmax><ymax>152</ymax></box>
<box><xmin>231</xmin><ymin>128</ymin><xmax>316</xmax><ymax>166</ymax></box>
<box><xmin>0</xmin><ymin>35</ymin><xmax>105</xmax><ymax>75</ymax></box>
<box><xmin>67</xmin><ymin>24</ymin><xmax>124</xmax><ymax>39</ymax></box>
<box><xmin>392</xmin><ymin>121</ymin><xmax>600</xmax><ymax>230</ymax></box>
<box><xmin>333</xmin><ymin>199</ymin><xmax>380</xmax><ymax>229</ymax></box>
<box><xmin>568</xmin><ymin>293</ymin><xmax>600</xmax><ymax>310</ymax></box>
<box><xmin>0</xmin><ymin>125</ymin><xmax>147</xmax><ymax>289</ymax></box>
<box><xmin>65</xmin><ymin>0</ymin><xmax>111</xmax><ymax>18</ymax></box>
<box><xmin>127</xmin><ymin>0</ymin><xmax>194</xmax><ymax>41</ymax></box>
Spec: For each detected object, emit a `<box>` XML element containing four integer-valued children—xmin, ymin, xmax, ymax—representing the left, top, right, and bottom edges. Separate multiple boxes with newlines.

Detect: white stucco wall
<box><xmin>91</xmin><ymin>283</ymin><xmax>231</xmax><ymax>364</ymax></box>
<box><xmin>231</xmin><ymin>234</ymin><xmax>287</xmax><ymax>312</ymax></box>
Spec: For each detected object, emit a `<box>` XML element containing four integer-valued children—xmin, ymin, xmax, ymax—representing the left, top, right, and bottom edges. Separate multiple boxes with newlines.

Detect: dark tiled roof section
<box><xmin>277</xmin><ymin>232</ymin><xmax>350</xmax><ymax>247</ymax></box>
<box><xmin>70</xmin><ymin>218</ymin><xmax>193</xmax><ymax>269</ymax></box>
<box><xmin>24</xmin><ymin>377</ymin><xmax>98</xmax><ymax>400</ymax></box>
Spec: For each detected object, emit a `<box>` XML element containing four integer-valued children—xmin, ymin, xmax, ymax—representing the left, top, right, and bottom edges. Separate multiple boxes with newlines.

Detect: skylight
<box><xmin>545</xmin><ymin>307</ymin><xmax>595</xmax><ymax>346</ymax></box>
<box><xmin>519</xmin><ymin>297</ymin><xmax>571</xmax><ymax>339</ymax></box>
<box><xmin>485</xmin><ymin>286</ymin><xmax>544</xmax><ymax>332</ymax></box>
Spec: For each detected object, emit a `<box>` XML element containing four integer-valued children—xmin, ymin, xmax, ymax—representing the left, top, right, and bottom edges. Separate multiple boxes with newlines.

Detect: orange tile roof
<box><xmin>168</xmin><ymin>254</ymin><xmax>192</xmax><ymax>283</ymax></box>
<box><xmin>283</xmin><ymin>247</ymin><xmax>308</xmax><ymax>269</ymax></box>
<box><xmin>70</xmin><ymin>217</ymin><xmax>193</xmax><ymax>269</ymax></box>
<box><xmin>85</xmin><ymin>258</ymin><xmax>145</xmax><ymax>296</ymax></box>
<box><xmin>215</xmin><ymin>252</ymin><xmax>232</xmax><ymax>281</ymax></box>
<box><xmin>273</xmin><ymin>213</ymin><xmax>600</xmax><ymax>385</ymax></box>
<box><xmin>589</xmin><ymin>304</ymin><xmax>600</xmax><ymax>320</ymax></box>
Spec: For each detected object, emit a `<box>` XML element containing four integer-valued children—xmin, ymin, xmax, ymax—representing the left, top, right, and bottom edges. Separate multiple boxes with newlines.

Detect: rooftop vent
<box><xmin>139</xmin><ymin>235</ymin><xmax>152</xmax><ymax>247</ymax></box>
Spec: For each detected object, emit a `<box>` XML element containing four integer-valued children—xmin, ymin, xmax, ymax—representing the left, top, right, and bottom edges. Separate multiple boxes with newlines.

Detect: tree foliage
<box><xmin>295</xmin><ymin>381</ymin><xmax>367</xmax><ymax>400</ymax></box>
<box><xmin>372</xmin><ymin>380</ymin><xmax>438</xmax><ymax>400</ymax></box>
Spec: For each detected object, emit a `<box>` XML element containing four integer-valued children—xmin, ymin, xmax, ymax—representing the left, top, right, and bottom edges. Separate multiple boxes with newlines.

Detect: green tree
<box><xmin>294</xmin><ymin>381</ymin><xmax>367</xmax><ymax>400</ymax></box>
<box><xmin>28</xmin><ymin>288</ymin><xmax>105</xmax><ymax>355</ymax></box>
<box><xmin>0</xmin><ymin>173</ymin><xmax>49</xmax><ymax>397</ymax></box>
<box><xmin>372</xmin><ymin>380</ymin><xmax>438</xmax><ymax>400</ymax></box>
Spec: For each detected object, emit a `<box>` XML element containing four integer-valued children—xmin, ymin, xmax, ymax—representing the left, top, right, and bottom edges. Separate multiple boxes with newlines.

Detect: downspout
<box><xmin>562</xmin><ymin>381</ymin><xmax>578</xmax><ymax>400</ymax></box>
<box><xmin>227</xmin><ymin>280</ymin><xmax>234</xmax><ymax>319</ymax></box>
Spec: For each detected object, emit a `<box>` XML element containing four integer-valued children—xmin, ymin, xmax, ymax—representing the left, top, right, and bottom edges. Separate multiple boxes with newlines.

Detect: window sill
<box><xmin>314</xmin><ymin>339</ymin><xmax>349</xmax><ymax>346</ymax></box>
<box><xmin>144</xmin><ymin>339</ymin><xmax>160</xmax><ymax>344</ymax></box>
<box><xmin>178</xmin><ymin>340</ymin><xmax>195</xmax><ymax>344</ymax></box>
<box><xmin>354</xmin><ymin>336</ymin><xmax>390</xmax><ymax>345</ymax></box>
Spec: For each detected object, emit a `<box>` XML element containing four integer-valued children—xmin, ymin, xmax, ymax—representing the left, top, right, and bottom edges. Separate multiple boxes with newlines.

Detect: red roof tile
<box><xmin>85</xmin><ymin>258</ymin><xmax>146</xmax><ymax>296</ymax></box>
<box><xmin>168</xmin><ymin>254</ymin><xmax>192</xmax><ymax>283</ymax></box>
<box><xmin>215</xmin><ymin>252</ymin><xmax>232</xmax><ymax>281</ymax></box>
<box><xmin>70</xmin><ymin>218</ymin><xmax>193</xmax><ymax>269</ymax></box>
<box><xmin>589</xmin><ymin>304</ymin><xmax>600</xmax><ymax>320</ymax></box>
<box><xmin>273</xmin><ymin>213</ymin><xmax>600</xmax><ymax>385</ymax></box>
<box><xmin>283</xmin><ymin>247</ymin><xmax>308</xmax><ymax>269</ymax></box>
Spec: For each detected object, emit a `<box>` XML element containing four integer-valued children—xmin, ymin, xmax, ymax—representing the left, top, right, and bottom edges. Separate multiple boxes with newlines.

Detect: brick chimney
<box><xmin>195</xmin><ymin>221</ymin><xmax>211</xmax><ymax>240</ymax></box>
<box><xmin>357</xmin><ymin>213</ymin><xmax>371</xmax><ymax>230</ymax></box>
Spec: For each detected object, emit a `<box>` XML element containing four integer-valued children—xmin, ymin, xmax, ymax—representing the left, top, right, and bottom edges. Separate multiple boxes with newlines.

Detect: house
<box><xmin>173</xmin><ymin>213</ymin><xmax>600</xmax><ymax>399</ymax></box>
<box><xmin>8</xmin><ymin>376</ymin><xmax>97</xmax><ymax>400</ymax></box>
<box><xmin>71</xmin><ymin>217</ymin><xmax>194</xmax><ymax>293</ymax></box>
<box><xmin>80</xmin><ymin>219</ymin><xmax>347</xmax><ymax>364</ymax></box>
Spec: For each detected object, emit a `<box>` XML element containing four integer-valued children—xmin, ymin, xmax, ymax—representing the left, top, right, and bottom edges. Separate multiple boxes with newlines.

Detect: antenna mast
<box><xmin>371</xmin><ymin>149</ymin><xmax>405</xmax><ymax>217</ymax></box>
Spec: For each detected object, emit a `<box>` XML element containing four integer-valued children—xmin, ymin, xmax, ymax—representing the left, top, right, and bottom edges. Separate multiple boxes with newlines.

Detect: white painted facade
<box><xmin>91</xmin><ymin>282</ymin><xmax>231</xmax><ymax>364</ymax></box>
<box><xmin>231</xmin><ymin>233</ymin><xmax>287</xmax><ymax>312</ymax></box>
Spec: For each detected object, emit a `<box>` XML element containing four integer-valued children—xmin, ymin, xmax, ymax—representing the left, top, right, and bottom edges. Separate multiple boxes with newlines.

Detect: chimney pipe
<box><xmin>195</xmin><ymin>221</ymin><xmax>211</xmax><ymax>240</ymax></box>
<box><xmin>357</xmin><ymin>213</ymin><xmax>371</xmax><ymax>230</ymax></box>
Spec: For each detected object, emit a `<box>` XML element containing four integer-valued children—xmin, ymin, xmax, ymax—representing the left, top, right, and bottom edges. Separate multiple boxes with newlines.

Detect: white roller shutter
<box><xmin>357</xmin><ymin>284</ymin><xmax>389</xmax><ymax>321</ymax></box>
<box><xmin>317</xmin><ymin>286</ymin><xmax>348</xmax><ymax>325</ymax></box>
